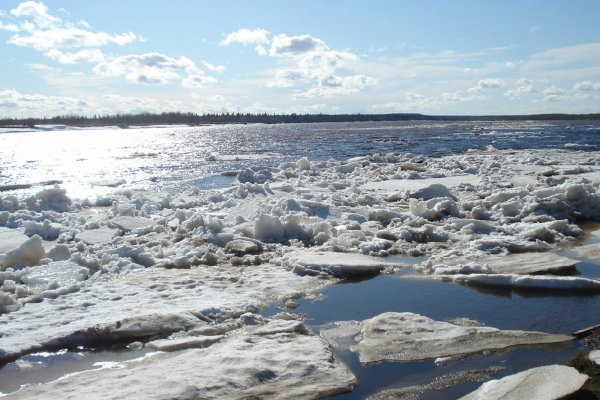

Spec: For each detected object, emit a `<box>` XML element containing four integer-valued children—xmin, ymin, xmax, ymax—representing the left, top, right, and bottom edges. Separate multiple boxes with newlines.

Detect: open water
<box><xmin>1</xmin><ymin>120</ymin><xmax>599</xmax><ymax>199</ymax></box>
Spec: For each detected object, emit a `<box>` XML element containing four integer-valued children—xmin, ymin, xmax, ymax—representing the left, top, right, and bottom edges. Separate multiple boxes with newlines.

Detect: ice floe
<box><xmin>320</xmin><ymin>312</ymin><xmax>570</xmax><ymax>364</ymax></box>
<box><xmin>460</xmin><ymin>364</ymin><xmax>588</xmax><ymax>400</ymax></box>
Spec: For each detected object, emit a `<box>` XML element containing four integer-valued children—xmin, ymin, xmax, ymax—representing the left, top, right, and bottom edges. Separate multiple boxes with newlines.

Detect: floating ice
<box><xmin>281</xmin><ymin>249</ymin><xmax>410</xmax><ymax>278</ymax></box>
<box><xmin>450</xmin><ymin>273</ymin><xmax>600</xmax><ymax>292</ymax></box>
<box><xmin>460</xmin><ymin>365</ymin><xmax>588</xmax><ymax>400</ymax></box>
<box><xmin>423</xmin><ymin>252</ymin><xmax>579</xmax><ymax>275</ymax></box>
<box><xmin>321</xmin><ymin>312</ymin><xmax>570</xmax><ymax>365</ymax></box>
<box><xmin>5</xmin><ymin>318</ymin><xmax>355</xmax><ymax>400</ymax></box>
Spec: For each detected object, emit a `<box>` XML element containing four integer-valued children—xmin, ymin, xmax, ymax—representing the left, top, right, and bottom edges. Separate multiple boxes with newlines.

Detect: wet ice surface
<box><xmin>2</xmin><ymin>120</ymin><xmax>600</xmax><ymax>398</ymax></box>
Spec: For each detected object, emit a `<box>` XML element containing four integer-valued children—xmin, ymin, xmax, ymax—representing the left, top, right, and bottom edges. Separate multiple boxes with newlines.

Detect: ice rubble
<box><xmin>1</xmin><ymin>148</ymin><xmax>600</xmax><ymax>397</ymax></box>
<box><xmin>320</xmin><ymin>312</ymin><xmax>570</xmax><ymax>364</ymax></box>
<box><xmin>460</xmin><ymin>365</ymin><xmax>588</xmax><ymax>400</ymax></box>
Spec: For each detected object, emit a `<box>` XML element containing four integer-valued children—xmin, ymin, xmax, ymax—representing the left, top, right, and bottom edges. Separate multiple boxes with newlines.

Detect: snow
<box><xmin>320</xmin><ymin>312</ymin><xmax>570</xmax><ymax>364</ymax></box>
<box><xmin>460</xmin><ymin>365</ymin><xmax>588</xmax><ymax>400</ymax></box>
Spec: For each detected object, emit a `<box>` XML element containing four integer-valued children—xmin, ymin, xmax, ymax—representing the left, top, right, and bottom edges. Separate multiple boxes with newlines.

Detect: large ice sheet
<box><xmin>0</xmin><ymin>264</ymin><xmax>320</xmax><ymax>364</ymax></box>
<box><xmin>360</xmin><ymin>175</ymin><xmax>480</xmax><ymax>193</ymax></box>
<box><xmin>4</xmin><ymin>319</ymin><xmax>356</xmax><ymax>400</ymax></box>
<box><xmin>426</xmin><ymin>252</ymin><xmax>579</xmax><ymax>275</ymax></box>
<box><xmin>281</xmin><ymin>249</ymin><xmax>410</xmax><ymax>278</ymax></box>
<box><xmin>460</xmin><ymin>365</ymin><xmax>588</xmax><ymax>400</ymax></box>
<box><xmin>321</xmin><ymin>312</ymin><xmax>570</xmax><ymax>364</ymax></box>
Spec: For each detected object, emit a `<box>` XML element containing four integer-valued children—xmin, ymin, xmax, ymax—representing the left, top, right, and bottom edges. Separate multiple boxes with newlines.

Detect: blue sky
<box><xmin>1</xmin><ymin>0</ymin><xmax>599</xmax><ymax>117</ymax></box>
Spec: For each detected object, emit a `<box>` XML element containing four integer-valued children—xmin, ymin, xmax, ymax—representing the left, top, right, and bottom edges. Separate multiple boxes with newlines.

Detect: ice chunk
<box><xmin>254</xmin><ymin>214</ymin><xmax>285</xmax><ymax>242</ymax></box>
<box><xmin>0</xmin><ymin>229</ymin><xmax>30</xmax><ymax>255</ymax></box>
<box><xmin>76</xmin><ymin>227</ymin><xmax>119</xmax><ymax>245</ymax></box>
<box><xmin>225</xmin><ymin>238</ymin><xmax>262</xmax><ymax>256</ymax></box>
<box><xmin>590</xmin><ymin>350</ymin><xmax>600</xmax><ymax>365</ymax></box>
<box><xmin>46</xmin><ymin>244</ymin><xmax>71</xmax><ymax>261</ymax></box>
<box><xmin>460</xmin><ymin>365</ymin><xmax>588</xmax><ymax>400</ymax></box>
<box><xmin>35</xmin><ymin>187</ymin><xmax>72</xmax><ymax>212</ymax></box>
<box><xmin>451</xmin><ymin>273</ymin><xmax>600</xmax><ymax>292</ymax></box>
<box><xmin>110</xmin><ymin>216</ymin><xmax>156</xmax><ymax>232</ymax></box>
<box><xmin>409</xmin><ymin>197</ymin><xmax>460</xmax><ymax>221</ymax></box>
<box><xmin>410</xmin><ymin>183</ymin><xmax>457</xmax><ymax>201</ymax></box>
<box><xmin>23</xmin><ymin>220</ymin><xmax>62</xmax><ymax>240</ymax></box>
<box><xmin>282</xmin><ymin>250</ymin><xmax>410</xmax><ymax>278</ymax></box>
<box><xmin>20</xmin><ymin>261</ymin><xmax>89</xmax><ymax>289</ymax></box>
<box><xmin>361</xmin><ymin>175</ymin><xmax>480</xmax><ymax>193</ymax></box>
<box><xmin>321</xmin><ymin>312</ymin><xmax>570</xmax><ymax>365</ymax></box>
<box><xmin>0</xmin><ymin>233</ymin><xmax>45</xmax><ymax>269</ymax></box>
<box><xmin>429</xmin><ymin>252</ymin><xmax>579</xmax><ymax>275</ymax></box>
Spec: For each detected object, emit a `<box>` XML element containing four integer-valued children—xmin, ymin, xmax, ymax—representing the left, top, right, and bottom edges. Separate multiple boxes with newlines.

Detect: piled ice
<box><xmin>2</xmin><ymin>148</ymin><xmax>600</xmax><ymax>397</ymax></box>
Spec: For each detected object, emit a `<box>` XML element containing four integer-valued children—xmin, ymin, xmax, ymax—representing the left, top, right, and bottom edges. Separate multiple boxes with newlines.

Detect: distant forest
<box><xmin>1</xmin><ymin>111</ymin><xmax>600</xmax><ymax>128</ymax></box>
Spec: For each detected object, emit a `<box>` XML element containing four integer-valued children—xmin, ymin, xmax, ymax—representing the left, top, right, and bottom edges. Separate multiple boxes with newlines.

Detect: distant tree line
<box><xmin>1</xmin><ymin>111</ymin><xmax>599</xmax><ymax>128</ymax></box>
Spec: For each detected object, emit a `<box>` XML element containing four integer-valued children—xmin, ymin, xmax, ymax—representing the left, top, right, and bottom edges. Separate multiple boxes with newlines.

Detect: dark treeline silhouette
<box><xmin>1</xmin><ymin>111</ymin><xmax>600</xmax><ymax>128</ymax></box>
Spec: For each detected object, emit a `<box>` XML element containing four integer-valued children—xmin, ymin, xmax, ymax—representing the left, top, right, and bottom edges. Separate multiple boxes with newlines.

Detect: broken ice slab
<box><xmin>5</xmin><ymin>319</ymin><xmax>356</xmax><ymax>400</ymax></box>
<box><xmin>75</xmin><ymin>227</ymin><xmax>119</xmax><ymax>245</ymax></box>
<box><xmin>449</xmin><ymin>274</ymin><xmax>600</xmax><ymax>293</ymax></box>
<box><xmin>429</xmin><ymin>252</ymin><xmax>579</xmax><ymax>275</ymax></box>
<box><xmin>360</xmin><ymin>175</ymin><xmax>480</xmax><ymax>194</ymax></box>
<box><xmin>281</xmin><ymin>249</ymin><xmax>410</xmax><ymax>278</ymax></box>
<box><xmin>0</xmin><ymin>229</ymin><xmax>30</xmax><ymax>255</ymax></box>
<box><xmin>320</xmin><ymin>312</ymin><xmax>571</xmax><ymax>365</ymax></box>
<box><xmin>459</xmin><ymin>364</ymin><xmax>588</xmax><ymax>400</ymax></box>
<box><xmin>109</xmin><ymin>216</ymin><xmax>156</xmax><ymax>232</ymax></box>
<box><xmin>0</xmin><ymin>229</ymin><xmax>45</xmax><ymax>269</ymax></box>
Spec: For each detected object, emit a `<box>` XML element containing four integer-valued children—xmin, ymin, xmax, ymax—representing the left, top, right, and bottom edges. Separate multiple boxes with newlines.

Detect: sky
<box><xmin>1</xmin><ymin>0</ymin><xmax>600</xmax><ymax>118</ymax></box>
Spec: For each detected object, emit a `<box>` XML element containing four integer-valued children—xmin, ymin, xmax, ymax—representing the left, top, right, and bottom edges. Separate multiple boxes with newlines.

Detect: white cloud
<box><xmin>542</xmin><ymin>85</ymin><xmax>566</xmax><ymax>102</ymax></box>
<box><xmin>93</xmin><ymin>52</ymin><xmax>216</xmax><ymax>87</ymax></box>
<box><xmin>0</xmin><ymin>21</ymin><xmax>20</xmax><ymax>32</ymax></box>
<box><xmin>0</xmin><ymin>88</ymin><xmax>91</xmax><ymax>117</ymax></box>
<box><xmin>254</xmin><ymin>45</ymin><xmax>267</xmax><ymax>56</ymax></box>
<box><xmin>3</xmin><ymin>1</ymin><xmax>137</xmax><ymax>52</ymax></box>
<box><xmin>202</xmin><ymin>61</ymin><xmax>225</xmax><ymax>73</ymax></box>
<box><xmin>526</xmin><ymin>42</ymin><xmax>600</xmax><ymax>70</ymax></box>
<box><xmin>27</xmin><ymin>63</ymin><xmax>55</xmax><ymax>71</ymax></box>
<box><xmin>221</xmin><ymin>28</ymin><xmax>270</xmax><ymax>45</ymax></box>
<box><xmin>505</xmin><ymin>79</ymin><xmax>535</xmax><ymax>99</ymax></box>
<box><xmin>224</xmin><ymin>27</ymin><xmax>374</xmax><ymax>97</ymax></box>
<box><xmin>45</xmin><ymin>48</ymin><xmax>106</xmax><ymax>64</ymax></box>
<box><xmin>573</xmin><ymin>81</ymin><xmax>600</xmax><ymax>92</ymax></box>
<box><xmin>10</xmin><ymin>1</ymin><xmax>61</xmax><ymax>29</ymax></box>
<box><xmin>8</xmin><ymin>27</ymin><xmax>137</xmax><ymax>50</ymax></box>
<box><xmin>269</xmin><ymin>34</ymin><xmax>327</xmax><ymax>56</ymax></box>
<box><xmin>468</xmin><ymin>78</ymin><xmax>505</xmax><ymax>92</ymax></box>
